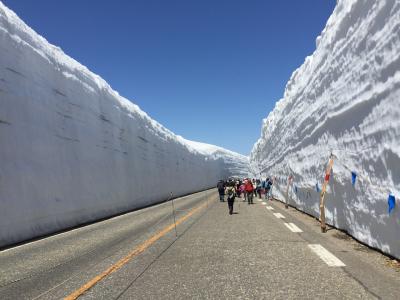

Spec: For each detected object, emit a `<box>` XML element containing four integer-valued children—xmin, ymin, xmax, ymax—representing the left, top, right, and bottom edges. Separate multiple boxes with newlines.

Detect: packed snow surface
<box><xmin>179</xmin><ymin>137</ymin><xmax>249</xmax><ymax>177</ymax></box>
<box><xmin>0</xmin><ymin>2</ymin><xmax>249</xmax><ymax>247</ymax></box>
<box><xmin>251</xmin><ymin>0</ymin><xmax>400</xmax><ymax>258</ymax></box>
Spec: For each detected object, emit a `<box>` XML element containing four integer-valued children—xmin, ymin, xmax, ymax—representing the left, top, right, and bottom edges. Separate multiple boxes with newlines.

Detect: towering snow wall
<box><xmin>251</xmin><ymin>0</ymin><xmax>400</xmax><ymax>258</ymax></box>
<box><xmin>0</xmin><ymin>2</ymin><xmax>249</xmax><ymax>248</ymax></box>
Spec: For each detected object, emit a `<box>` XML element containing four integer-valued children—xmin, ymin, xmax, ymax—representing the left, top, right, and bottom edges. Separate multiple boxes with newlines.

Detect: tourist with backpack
<box><xmin>226</xmin><ymin>181</ymin><xmax>236</xmax><ymax>215</ymax></box>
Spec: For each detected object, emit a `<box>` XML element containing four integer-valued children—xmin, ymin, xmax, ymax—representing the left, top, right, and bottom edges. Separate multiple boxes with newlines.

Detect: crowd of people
<box><xmin>216</xmin><ymin>177</ymin><xmax>274</xmax><ymax>215</ymax></box>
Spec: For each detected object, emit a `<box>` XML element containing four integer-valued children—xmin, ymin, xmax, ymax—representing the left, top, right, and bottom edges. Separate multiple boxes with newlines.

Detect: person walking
<box><xmin>269</xmin><ymin>177</ymin><xmax>275</xmax><ymax>200</ymax></box>
<box><xmin>235</xmin><ymin>180</ymin><xmax>241</xmax><ymax>198</ymax></box>
<box><xmin>264</xmin><ymin>177</ymin><xmax>272</xmax><ymax>200</ymax></box>
<box><xmin>252</xmin><ymin>179</ymin><xmax>257</xmax><ymax>197</ymax></box>
<box><xmin>240</xmin><ymin>181</ymin><xmax>246</xmax><ymax>202</ymax></box>
<box><xmin>245</xmin><ymin>179</ymin><xmax>254</xmax><ymax>204</ymax></box>
<box><xmin>256</xmin><ymin>179</ymin><xmax>262</xmax><ymax>199</ymax></box>
<box><xmin>217</xmin><ymin>180</ymin><xmax>225</xmax><ymax>202</ymax></box>
<box><xmin>226</xmin><ymin>181</ymin><xmax>236</xmax><ymax>215</ymax></box>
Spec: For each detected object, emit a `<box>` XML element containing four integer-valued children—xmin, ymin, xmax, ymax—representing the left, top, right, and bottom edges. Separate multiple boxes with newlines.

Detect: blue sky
<box><xmin>3</xmin><ymin>0</ymin><xmax>335</xmax><ymax>155</ymax></box>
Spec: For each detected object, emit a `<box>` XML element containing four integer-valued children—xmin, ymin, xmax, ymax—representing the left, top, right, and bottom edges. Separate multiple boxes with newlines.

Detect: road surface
<box><xmin>1</xmin><ymin>189</ymin><xmax>399</xmax><ymax>299</ymax></box>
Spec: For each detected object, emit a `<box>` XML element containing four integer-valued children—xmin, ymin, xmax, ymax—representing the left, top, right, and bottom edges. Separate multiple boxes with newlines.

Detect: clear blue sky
<box><xmin>3</xmin><ymin>0</ymin><xmax>335</xmax><ymax>155</ymax></box>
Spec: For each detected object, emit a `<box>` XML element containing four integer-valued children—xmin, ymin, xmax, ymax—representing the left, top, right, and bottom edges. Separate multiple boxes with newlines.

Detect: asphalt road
<box><xmin>0</xmin><ymin>190</ymin><xmax>399</xmax><ymax>299</ymax></box>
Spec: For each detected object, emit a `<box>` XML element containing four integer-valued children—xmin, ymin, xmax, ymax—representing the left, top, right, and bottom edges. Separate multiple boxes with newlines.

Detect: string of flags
<box><xmin>279</xmin><ymin>154</ymin><xmax>397</xmax><ymax>215</ymax></box>
<box><xmin>334</xmin><ymin>156</ymin><xmax>396</xmax><ymax>215</ymax></box>
<box><xmin>351</xmin><ymin>171</ymin><xmax>357</xmax><ymax>186</ymax></box>
<box><xmin>388</xmin><ymin>194</ymin><xmax>395</xmax><ymax>214</ymax></box>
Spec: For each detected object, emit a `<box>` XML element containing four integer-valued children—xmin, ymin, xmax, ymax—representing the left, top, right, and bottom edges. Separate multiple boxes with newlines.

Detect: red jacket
<box><xmin>245</xmin><ymin>181</ymin><xmax>254</xmax><ymax>192</ymax></box>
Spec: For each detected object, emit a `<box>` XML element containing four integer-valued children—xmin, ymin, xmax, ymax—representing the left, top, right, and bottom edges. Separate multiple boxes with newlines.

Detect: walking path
<box><xmin>114</xmin><ymin>195</ymin><xmax>400</xmax><ymax>299</ymax></box>
<box><xmin>1</xmin><ymin>190</ymin><xmax>399</xmax><ymax>299</ymax></box>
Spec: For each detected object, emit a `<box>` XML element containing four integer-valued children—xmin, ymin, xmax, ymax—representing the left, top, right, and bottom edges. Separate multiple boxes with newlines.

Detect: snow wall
<box><xmin>0</xmin><ymin>2</ymin><xmax>249</xmax><ymax>248</ymax></box>
<box><xmin>250</xmin><ymin>0</ymin><xmax>400</xmax><ymax>259</ymax></box>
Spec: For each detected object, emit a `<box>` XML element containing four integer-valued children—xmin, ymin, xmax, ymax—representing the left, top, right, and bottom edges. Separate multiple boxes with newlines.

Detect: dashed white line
<box><xmin>266</xmin><ymin>206</ymin><xmax>274</xmax><ymax>210</ymax></box>
<box><xmin>284</xmin><ymin>222</ymin><xmax>303</xmax><ymax>233</ymax></box>
<box><xmin>261</xmin><ymin>202</ymin><xmax>267</xmax><ymax>205</ymax></box>
<box><xmin>308</xmin><ymin>244</ymin><xmax>346</xmax><ymax>267</ymax></box>
<box><xmin>273</xmin><ymin>212</ymin><xmax>285</xmax><ymax>219</ymax></box>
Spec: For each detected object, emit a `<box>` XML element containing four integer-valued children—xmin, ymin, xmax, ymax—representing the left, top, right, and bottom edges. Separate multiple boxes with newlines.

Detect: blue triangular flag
<box><xmin>316</xmin><ymin>183</ymin><xmax>320</xmax><ymax>193</ymax></box>
<box><xmin>388</xmin><ymin>194</ymin><xmax>395</xmax><ymax>214</ymax></box>
<box><xmin>351</xmin><ymin>171</ymin><xmax>357</xmax><ymax>186</ymax></box>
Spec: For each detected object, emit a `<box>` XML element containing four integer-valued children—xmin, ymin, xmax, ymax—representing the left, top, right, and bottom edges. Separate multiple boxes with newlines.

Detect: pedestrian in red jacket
<box><xmin>245</xmin><ymin>179</ymin><xmax>254</xmax><ymax>204</ymax></box>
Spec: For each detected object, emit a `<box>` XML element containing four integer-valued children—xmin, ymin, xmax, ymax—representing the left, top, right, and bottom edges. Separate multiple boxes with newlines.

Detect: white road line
<box><xmin>266</xmin><ymin>206</ymin><xmax>274</xmax><ymax>210</ymax></box>
<box><xmin>261</xmin><ymin>202</ymin><xmax>267</xmax><ymax>205</ymax></box>
<box><xmin>308</xmin><ymin>244</ymin><xmax>346</xmax><ymax>267</ymax></box>
<box><xmin>284</xmin><ymin>223</ymin><xmax>303</xmax><ymax>233</ymax></box>
<box><xmin>258</xmin><ymin>199</ymin><xmax>263</xmax><ymax>202</ymax></box>
<box><xmin>273</xmin><ymin>212</ymin><xmax>285</xmax><ymax>219</ymax></box>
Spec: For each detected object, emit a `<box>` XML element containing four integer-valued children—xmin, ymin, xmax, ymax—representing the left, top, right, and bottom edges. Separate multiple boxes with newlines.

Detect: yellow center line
<box><xmin>64</xmin><ymin>200</ymin><xmax>209</xmax><ymax>300</ymax></box>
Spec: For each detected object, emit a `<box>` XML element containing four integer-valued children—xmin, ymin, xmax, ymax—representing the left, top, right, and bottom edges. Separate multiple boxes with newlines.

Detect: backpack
<box><xmin>266</xmin><ymin>180</ymin><xmax>272</xmax><ymax>189</ymax></box>
<box><xmin>227</xmin><ymin>187</ymin><xmax>235</xmax><ymax>200</ymax></box>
